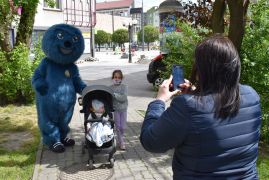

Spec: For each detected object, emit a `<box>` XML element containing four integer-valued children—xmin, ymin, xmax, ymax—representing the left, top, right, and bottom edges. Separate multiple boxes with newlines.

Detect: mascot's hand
<box><xmin>36</xmin><ymin>81</ymin><xmax>48</xmax><ymax>96</ymax></box>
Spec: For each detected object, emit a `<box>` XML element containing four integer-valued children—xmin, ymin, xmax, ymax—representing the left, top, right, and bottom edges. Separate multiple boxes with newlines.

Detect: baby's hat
<box><xmin>92</xmin><ymin>99</ymin><xmax>104</xmax><ymax>113</ymax></box>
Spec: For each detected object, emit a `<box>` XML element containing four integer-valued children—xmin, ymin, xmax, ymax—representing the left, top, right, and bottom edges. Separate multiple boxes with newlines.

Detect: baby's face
<box><xmin>95</xmin><ymin>106</ymin><xmax>105</xmax><ymax>113</ymax></box>
<box><xmin>90</xmin><ymin>106</ymin><xmax>104</xmax><ymax>113</ymax></box>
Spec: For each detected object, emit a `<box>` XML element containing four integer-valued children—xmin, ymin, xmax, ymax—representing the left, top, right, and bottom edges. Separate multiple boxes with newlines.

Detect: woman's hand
<box><xmin>179</xmin><ymin>79</ymin><xmax>195</xmax><ymax>94</ymax></box>
<box><xmin>156</xmin><ymin>76</ymin><xmax>180</xmax><ymax>102</ymax></box>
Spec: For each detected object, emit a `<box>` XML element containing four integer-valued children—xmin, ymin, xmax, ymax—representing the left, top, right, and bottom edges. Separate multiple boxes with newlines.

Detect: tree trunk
<box><xmin>0</xmin><ymin>3</ymin><xmax>13</xmax><ymax>53</ymax></box>
<box><xmin>212</xmin><ymin>0</ymin><xmax>226</xmax><ymax>34</ymax></box>
<box><xmin>147</xmin><ymin>43</ymin><xmax>150</xmax><ymax>51</ymax></box>
<box><xmin>227</xmin><ymin>0</ymin><xmax>249</xmax><ymax>52</ymax></box>
<box><xmin>0</xmin><ymin>27</ymin><xmax>12</xmax><ymax>53</ymax></box>
<box><xmin>15</xmin><ymin>1</ymin><xmax>39</xmax><ymax>47</ymax></box>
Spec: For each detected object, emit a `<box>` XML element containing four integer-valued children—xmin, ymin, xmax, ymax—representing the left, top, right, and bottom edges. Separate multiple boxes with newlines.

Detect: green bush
<box><xmin>0</xmin><ymin>44</ymin><xmax>33</xmax><ymax>104</ymax></box>
<box><xmin>0</xmin><ymin>37</ymin><xmax>44</xmax><ymax>105</ymax></box>
<box><xmin>240</xmin><ymin>0</ymin><xmax>269</xmax><ymax>142</ymax></box>
<box><xmin>161</xmin><ymin>22</ymin><xmax>207</xmax><ymax>79</ymax></box>
<box><xmin>32</xmin><ymin>38</ymin><xmax>45</xmax><ymax>71</ymax></box>
<box><xmin>160</xmin><ymin>14</ymin><xmax>269</xmax><ymax>143</ymax></box>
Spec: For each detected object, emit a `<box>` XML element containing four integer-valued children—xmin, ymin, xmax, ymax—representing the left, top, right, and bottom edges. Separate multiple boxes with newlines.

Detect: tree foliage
<box><xmin>181</xmin><ymin>0</ymin><xmax>250</xmax><ymax>51</ymax></box>
<box><xmin>95</xmin><ymin>30</ymin><xmax>110</xmax><ymax>51</ymax></box>
<box><xmin>240</xmin><ymin>0</ymin><xmax>269</xmax><ymax>142</ymax></box>
<box><xmin>0</xmin><ymin>44</ymin><xmax>34</xmax><ymax>105</ymax></box>
<box><xmin>160</xmin><ymin>22</ymin><xmax>206</xmax><ymax>80</ymax></box>
<box><xmin>112</xmin><ymin>29</ymin><xmax>128</xmax><ymax>47</ymax></box>
<box><xmin>0</xmin><ymin>0</ymin><xmax>50</xmax><ymax>105</ymax></box>
<box><xmin>182</xmin><ymin>0</ymin><xmax>214</xmax><ymax>29</ymax></box>
<box><xmin>137</xmin><ymin>25</ymin><xmax>159</xmax><ymax>51</ymax></box>
<box><xmin>0</xmin><ymin>0</ymin><xmax>43</xmax><ymax>51</ymax></box>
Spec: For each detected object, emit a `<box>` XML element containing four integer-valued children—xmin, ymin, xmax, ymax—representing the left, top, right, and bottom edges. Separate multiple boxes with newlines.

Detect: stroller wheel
<box><xmin>87</xmin><ymin>159</ymin><xmax>94</xmax><ymax>170</ymax></box>
<box><xmin>109</xmin><ymin>158</ymin><xmax>114</xmax><ymax>168</ymax></box>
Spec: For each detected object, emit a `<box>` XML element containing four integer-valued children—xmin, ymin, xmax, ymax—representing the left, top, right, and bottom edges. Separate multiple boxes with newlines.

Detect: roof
<box><xmin>96</xmin><ymin>0</ymin><xmax>134</xmax><ymax>11</ymax></box>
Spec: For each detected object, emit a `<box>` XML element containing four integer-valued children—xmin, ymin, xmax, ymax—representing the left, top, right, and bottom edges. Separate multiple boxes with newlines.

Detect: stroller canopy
<box><xmin>81</xmin><ymin>85</ymin><xmax>114</xmax><ymax>112</ymax></box>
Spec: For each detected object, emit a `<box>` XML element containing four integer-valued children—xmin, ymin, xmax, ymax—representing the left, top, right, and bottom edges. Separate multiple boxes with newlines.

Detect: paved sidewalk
<box><xmin>32</xmin><ymin>50</ymin><xmax>174</xmax><ymax>180</ymax></box>
<box><xmin>32</xmin><ymin>99</ymin><xmax>173</xmax><ymax>180</ymax></box>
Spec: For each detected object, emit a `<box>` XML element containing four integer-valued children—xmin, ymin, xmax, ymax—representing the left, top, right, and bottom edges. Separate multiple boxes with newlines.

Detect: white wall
<box><xmin>95</xmin><ymin>13</ymin><xmax>131</xmax><ymax>34</ymax></box>
<box><xmin>34</xmin><ymin>1</ymin><xmax>64</xmax><ymax>28</ymax></box>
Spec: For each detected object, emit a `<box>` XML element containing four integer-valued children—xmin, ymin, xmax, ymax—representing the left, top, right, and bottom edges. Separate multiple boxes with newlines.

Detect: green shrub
<box><xmin>31</xmin><ymin>38</ymin><xmax>44</xmax><ymax>71</ymax></box>
<box><xmin>0</xmin><ymin>37</ymin><xmax>44</xmax><ymax>105</ymax></box>
<box><xmin>0</xmin><ymin>44</ymin><xmax>34</xmax><ymax>105</ymax></box>
<box><xmin>161</xmin><ymin>22</ymin><xmax>207</xmax><ymax>80</ymax></box>
<box><xmin>240</xmin><ymin>0</ymin><xmax>269</xmax><ymax>142</ymax></box>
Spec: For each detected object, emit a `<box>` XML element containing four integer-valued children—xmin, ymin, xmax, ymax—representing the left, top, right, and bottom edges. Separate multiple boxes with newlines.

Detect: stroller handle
<box><xmin>85</xmin><ymin>118</ymin><xmax>114</xmax><ymax>124</ymax></box>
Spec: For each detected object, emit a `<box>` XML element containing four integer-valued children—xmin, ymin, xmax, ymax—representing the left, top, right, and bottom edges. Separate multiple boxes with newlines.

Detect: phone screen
<box><xmin>172</xmin><ymin>65</ymin><xmax>184</xmax><ymax>90</ymax></box>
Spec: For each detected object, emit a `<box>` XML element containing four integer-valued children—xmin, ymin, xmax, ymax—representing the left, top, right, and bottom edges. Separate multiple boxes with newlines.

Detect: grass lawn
<box><xmin>0</xmin><ymin>105</ymin><xmax>40</xmax><ymax>180</ymax></box>
<box><xmin>258</xmin><ymin>143</ymin><xmax>269</xmax><ymax>180</ymax></box>
<box><xmin>137</xmin><ymin>109</ymin><xmax>269</xmax><ymax>179</ymax></box>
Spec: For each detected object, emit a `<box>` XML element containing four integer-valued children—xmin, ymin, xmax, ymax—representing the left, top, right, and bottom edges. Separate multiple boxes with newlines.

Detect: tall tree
<box><xmin>0</xmin><ymin>0</ymin><xmax>54</xmax><ymax>104</ymax></box>
<box><xmin>112</xmin><ymin>29</ymin><xmax>128</xmax><ymax>47</ymax></box>
<box><xmin>137</xmin><ymin>25</ymin><xmax>159</xmax><ymax>51</ymax></box>
<box><xmin>182</xmin><ymin>0</ymin><xmax>250</xmax><ymax>51</ymax></box>
<box><xmin>212</xmin><ymin>0</ymin><xmax>250</xmax><ymax>51</ymax></box>
<box><xmin>182</xmin><ymin>0</ymin><xmax>214</xmax><ymax>29</ymax></box>
<box><xmin>95</xmin><ymin>30</ymin><xmax>109</xmax><ymax>51</ymax></box>
<box><xmin>0</xmin><ymin>0</ymin><xmax>17</xmax><ymax>53</ymax></box>
<box><xmin>0</xmin><ymin>0</ymin><xmax>54</xmax><ymax>52</ymax></box>
<box><xmin>15</xmin><ymin>0</ymin><xmax>39</xmax><ymax>47</ymax></box>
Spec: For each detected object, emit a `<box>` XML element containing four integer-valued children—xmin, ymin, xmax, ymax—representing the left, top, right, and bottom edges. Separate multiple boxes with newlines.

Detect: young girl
<box><xmin>110</xmin><ymin>70</ymin><xmax>128</xmax><ymax>150</ymax></box>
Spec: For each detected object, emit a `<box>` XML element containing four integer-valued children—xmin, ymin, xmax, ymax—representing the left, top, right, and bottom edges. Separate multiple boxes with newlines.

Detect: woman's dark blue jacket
<box><xmin>140</xmin><ymin>85</ymin><xmax>261</xmax><ymax>179</ymax></box>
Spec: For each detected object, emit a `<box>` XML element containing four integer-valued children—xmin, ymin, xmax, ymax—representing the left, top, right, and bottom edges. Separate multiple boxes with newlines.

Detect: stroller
<box><xmin>78</xmin><ymin>85</ymin><xmax>116</xmax><ymax>169</ymax></box>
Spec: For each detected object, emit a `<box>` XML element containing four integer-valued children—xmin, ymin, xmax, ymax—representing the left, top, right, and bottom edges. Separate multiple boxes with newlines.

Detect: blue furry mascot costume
<box><xmin>32</xmin><ymin>24</ymin><xmax>86</xmax><ymax>153</ymax></box>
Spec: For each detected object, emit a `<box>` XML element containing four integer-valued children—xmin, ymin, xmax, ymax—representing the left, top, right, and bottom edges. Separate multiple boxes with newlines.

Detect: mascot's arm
<box><xmin>72</xmin><ymin>65</ymin><xmax>86</xmax><ymax>94</ymax></box>
<box><xmin>32</xmin><ymin>58</ymin><xmax>48</xmax><ymax>95</ymax></box>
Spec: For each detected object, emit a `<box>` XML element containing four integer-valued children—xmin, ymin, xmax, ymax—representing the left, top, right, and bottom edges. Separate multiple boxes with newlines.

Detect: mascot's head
<box><xmin>42</xmin><ymin>24</ymin><xmax>84</xmax><ymax>64</ymax></box>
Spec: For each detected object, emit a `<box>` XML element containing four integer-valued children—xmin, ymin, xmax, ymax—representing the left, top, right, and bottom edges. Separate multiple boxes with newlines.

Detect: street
<box><xmin>78</xmin><ymin>51</ymin><xmax>159</xmax><ymax>110</ymax></box>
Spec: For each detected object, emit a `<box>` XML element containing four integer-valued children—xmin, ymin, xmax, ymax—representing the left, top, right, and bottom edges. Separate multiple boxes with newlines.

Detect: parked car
<box><xmin>147</xmin><ymin>53</ymin><xmax>167</xmax><ymax>88</ymax></box>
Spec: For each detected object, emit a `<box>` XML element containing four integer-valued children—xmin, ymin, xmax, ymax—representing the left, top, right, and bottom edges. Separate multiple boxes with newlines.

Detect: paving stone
<box><xmin>33</xmin><ymin>81</ymin><xmax>173</xmax><ymax>180</ymax></box>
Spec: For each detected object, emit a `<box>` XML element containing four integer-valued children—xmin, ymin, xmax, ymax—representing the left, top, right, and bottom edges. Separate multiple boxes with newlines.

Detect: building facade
<box><xmin>30</xmin><ymin>0</ymin><xmax>131</xmax><ymax>54</ymax></box>
<box><xmin>96</xmin><ymin>0</ymin><xmax>134</xmax><ymax>17</ymax></box>
<box><xmin>145</xmin><ymin>6</ymin><xmax>159</xmax><ymax>28</ymax></box>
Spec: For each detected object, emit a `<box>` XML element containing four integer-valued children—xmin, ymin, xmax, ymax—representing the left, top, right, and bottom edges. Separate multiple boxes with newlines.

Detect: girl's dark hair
<box><xmin>112</xmin><ymin>70</ymin><xmax>123</xmax><ymax>79</ymax></box>
<box><xmin>190</xmin><ymin>35</ymin><xmax>241</xmax><ymax>119</ymax></box>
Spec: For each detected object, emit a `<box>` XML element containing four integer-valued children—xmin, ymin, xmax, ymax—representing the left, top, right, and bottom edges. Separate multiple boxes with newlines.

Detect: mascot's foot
<box><xmin>50</xmin><ymin>142</ymin><xmax>65</xmax><ymax>153</ymax></box>
<box><xmin>61</xmin><ymin>137</ymin><xmax>75</xmax><ymax>146</ymax></box>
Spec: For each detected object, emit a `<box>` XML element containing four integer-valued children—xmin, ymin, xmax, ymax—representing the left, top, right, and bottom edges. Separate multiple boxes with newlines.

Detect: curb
<box><xmin>32</xmin><ymin>140</ymin><xmax>43</xmax><ymax>180</ymax></box>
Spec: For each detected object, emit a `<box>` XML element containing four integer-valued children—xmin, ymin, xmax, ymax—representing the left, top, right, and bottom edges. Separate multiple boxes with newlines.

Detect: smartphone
<box><xmin>172</xmin><ymin>64</ymin><xmax>184</xmax><ymax>90</ymax></box>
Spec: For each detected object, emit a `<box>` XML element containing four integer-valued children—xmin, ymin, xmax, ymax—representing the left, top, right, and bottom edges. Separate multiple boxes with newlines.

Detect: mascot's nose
<box><xmin>64</xmin><ymin>41</ymin><xmax>72</xmax><ymax>48</ymax></box>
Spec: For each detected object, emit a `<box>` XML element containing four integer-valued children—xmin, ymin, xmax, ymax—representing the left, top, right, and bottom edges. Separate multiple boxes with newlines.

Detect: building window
<box><xmin>44</xmin><ymin>0</ymin><xmax>62</xmax><ymax>10</ymax></box>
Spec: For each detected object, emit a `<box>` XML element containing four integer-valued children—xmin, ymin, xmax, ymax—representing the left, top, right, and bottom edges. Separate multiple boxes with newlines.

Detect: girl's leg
<box><xmin>114</xmin><ymin>111</ymin><xmax>123</xmax><ymax>146</ymax></box>
<box><xmin>119</xmin><ymin>111</ymin><xmax>127</xmax><ymax>149</ymax></box>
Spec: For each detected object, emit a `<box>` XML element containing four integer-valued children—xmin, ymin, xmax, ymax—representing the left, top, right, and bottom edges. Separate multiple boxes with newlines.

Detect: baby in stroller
<box><xmin>86</xmin><ymin>99</ymin><xmax>114</xmax><ymax>148</ymax></box>
<box><xmin>79</xmin><ymin>85</ymin><xmax>116</xmax><ymax>169</ymax></box>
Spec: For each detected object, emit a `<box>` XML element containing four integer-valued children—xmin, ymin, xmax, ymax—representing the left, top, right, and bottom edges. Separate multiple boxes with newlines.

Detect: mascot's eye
<box><xmin>73</xmin><ymin>36</ymin><xmax>79</xmax><ymax>42</ymax></box>
<box><xmin>57</xmin><ymin>33</ymin><xmax>64</xmax><ymax>39</ymax></box>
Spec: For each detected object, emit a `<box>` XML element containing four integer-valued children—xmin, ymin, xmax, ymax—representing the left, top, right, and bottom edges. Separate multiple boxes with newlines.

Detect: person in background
<box><xmin>110</xmin><ymin>70</ymin><xmax>128</xmax><ymax>150</ymax></box>
<box><xmin>140</xmin><ymin>35</ymin><xmax>262</xmax><ymax>179</ymax></box>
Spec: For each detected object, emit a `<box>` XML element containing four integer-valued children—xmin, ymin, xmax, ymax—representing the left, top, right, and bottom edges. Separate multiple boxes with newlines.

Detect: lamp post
<box><xmin>123</xmin><ymin>19</ymin><xmax>137</xmax><ymax>63</ymax></box>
